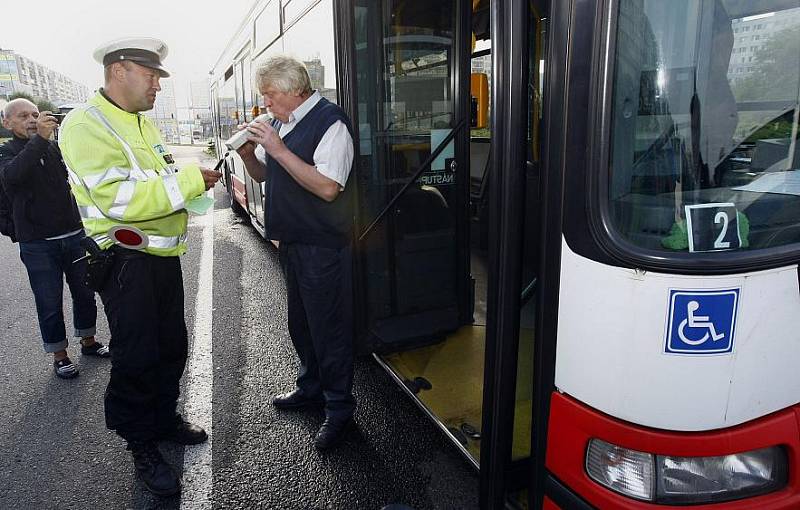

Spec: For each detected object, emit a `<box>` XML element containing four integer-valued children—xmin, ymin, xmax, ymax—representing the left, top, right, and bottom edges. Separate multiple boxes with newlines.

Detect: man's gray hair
<box><xmin>2</xmin><ymin>98</ymin><xmax>37</xmax><ymax>119</ymax></box>
<box><xmin>254</xmin><ymin>56</ymin><xmax>312</xmax><ymax>95</ymax></box>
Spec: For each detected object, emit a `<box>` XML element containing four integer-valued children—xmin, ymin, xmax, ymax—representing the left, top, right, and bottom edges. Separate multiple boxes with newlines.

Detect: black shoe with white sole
<box><xmin>81</xmin><ymin>341</ymin><xmax>111</xmax><ymax>358</ymax></box>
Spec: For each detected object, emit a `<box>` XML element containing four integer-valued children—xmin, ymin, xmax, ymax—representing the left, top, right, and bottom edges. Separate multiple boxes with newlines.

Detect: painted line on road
<box><xmin>180</xmin><ymin>190</ymin><xmax>215</xmax><ymax>509</ymax></box>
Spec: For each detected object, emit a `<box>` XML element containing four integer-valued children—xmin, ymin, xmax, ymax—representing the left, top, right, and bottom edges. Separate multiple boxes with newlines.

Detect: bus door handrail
<box><xmin>358</xmin><ymin>119</ymin><xmax>468</xmax><ymax>242</ymax></box>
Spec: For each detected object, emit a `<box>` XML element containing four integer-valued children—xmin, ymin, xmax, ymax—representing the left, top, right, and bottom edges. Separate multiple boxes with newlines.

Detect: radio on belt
<box><xmin>224</xmin><ymin>114</ymin><xmax>272</xmax><ymax>150</ymax></box>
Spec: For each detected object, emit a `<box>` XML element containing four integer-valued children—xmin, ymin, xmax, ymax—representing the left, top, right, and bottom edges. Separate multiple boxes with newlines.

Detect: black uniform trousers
<box><xmin>281</xmin><ymin>242</ymin><xmax>356</xmax><ymax>423</ymax></box>
<box><xmin>100</xmin><ymin>249</ymin><xmax>188</xmax><ymax>442</ymax></box>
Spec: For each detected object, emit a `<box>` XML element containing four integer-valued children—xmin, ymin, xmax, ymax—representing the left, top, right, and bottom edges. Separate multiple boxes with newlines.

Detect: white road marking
<box><xmin>180</xmin><ymin>190</ymin><xmax>215</xmax><ymax>509</ymax></box>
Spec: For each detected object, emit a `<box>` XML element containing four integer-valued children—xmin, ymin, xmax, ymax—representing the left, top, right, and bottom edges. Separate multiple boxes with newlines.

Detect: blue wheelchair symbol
<box><xmin>665</xmin><ymin>289</ymin><xmax>739</xmax><ymax>355</ymax></box>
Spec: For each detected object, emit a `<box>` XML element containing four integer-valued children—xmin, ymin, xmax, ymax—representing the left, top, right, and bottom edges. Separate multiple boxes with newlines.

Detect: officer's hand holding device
<box><xmin>200</xmin><ymin>166</ymin><xmax>223</xmax><ymax>191</ymax></box>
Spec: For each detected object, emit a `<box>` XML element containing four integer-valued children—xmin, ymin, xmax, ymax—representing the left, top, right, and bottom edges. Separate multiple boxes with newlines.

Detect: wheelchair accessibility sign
<box><xmin>665</xmin><ymin>289</ymin><xmax>740</xmax><ymax>355</ymax></box>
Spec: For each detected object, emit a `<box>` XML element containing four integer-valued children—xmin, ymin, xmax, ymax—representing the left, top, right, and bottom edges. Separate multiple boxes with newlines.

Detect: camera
<box><xmin>224</xmin><ymin>113</ymin><xmax>272</xmax><ymax>150</ymax></box>
<box><xmin>49</xmin><ymin>113</ymin><xmax>66</xmax><ymax>124</ymax></box>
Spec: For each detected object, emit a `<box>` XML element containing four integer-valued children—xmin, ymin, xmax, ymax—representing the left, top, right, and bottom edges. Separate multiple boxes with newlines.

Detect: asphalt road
<box><xmin>0</xmin><ymin>145</ymin><xmax>478</xmax><ymax>509</ymax></box>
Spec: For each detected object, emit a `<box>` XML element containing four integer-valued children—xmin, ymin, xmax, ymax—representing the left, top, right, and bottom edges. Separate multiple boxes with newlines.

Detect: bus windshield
<box><xmin>608</xmin><ymin>0</ymin><xmax>800</xmax><ymax>254</ymax></box>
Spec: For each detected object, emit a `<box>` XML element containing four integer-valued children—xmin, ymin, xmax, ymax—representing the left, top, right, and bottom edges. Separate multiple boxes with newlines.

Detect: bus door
<box><xmin>351</xmin><ymin>0</ymin><xmax>489</xmax><ymax>461</ymax></box>
<box><xmin>352</xmin><ymin>0</ymin><xmax>472</xmax><ymax>353</ymax></box>
<box><xmin>236</xmin><ymin>52</ymin><xmax>265</xmax><ymax>227</ymax></box>
<box><xmin>348</xmin><ymin>0</ymin><xmax>549</xmax><ymax>483</ymax></box>
<box><xmin>219</xmin><ymin>70</ymin><xmax>246</xmax><ymax>211</ymax></box>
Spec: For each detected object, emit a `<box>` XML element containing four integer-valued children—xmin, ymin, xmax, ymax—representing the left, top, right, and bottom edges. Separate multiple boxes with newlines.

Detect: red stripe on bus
<box><xmin>546</xmin><ymin>392</ymin><xmax>800</xmax><ymax>509</ymax></box>
<box><xmin>231</xmin><ymin>174</ymin><xmax>248</xmax><ymax>209</ymax></box>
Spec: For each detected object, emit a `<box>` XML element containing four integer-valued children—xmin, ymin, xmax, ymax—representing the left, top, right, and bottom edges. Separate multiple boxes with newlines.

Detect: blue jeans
<box><xmin>19</xmin><ymin>232</ymin><xmax>97</xmax><ymax>353</ymax></box>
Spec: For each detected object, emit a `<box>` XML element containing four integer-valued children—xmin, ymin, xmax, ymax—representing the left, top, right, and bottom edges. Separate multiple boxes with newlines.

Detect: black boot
<box><xmin>314</xmin><ymin>417</ymin><xmax>355</xmax><ymax>450</ymax></box>
<box><xmin>127</xmin><ymin>440</ymin><xmax>181</xmax><ymax>496</ymax></box>
<box><xmin>159</xmin><ymin>415</ymin><xmax>208</xmax><ymax>445</ymax></box>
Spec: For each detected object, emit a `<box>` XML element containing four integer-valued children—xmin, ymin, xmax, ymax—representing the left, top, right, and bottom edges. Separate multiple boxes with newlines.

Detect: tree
<box><xmin>8</xmin><ymin>91</ymin><xmax>35</xmax><ymax>102</ymax></box>
<box><xmin>35</xmin><ymin>98</ymin><xmax>58</xmax><ymax>114</ymax></box>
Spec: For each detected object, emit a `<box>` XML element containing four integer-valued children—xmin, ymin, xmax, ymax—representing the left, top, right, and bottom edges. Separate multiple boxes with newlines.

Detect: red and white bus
<box><xmin>209</xmin><ymin>0</ymin><xmax>800</xmax><ymax>507</ymax></box>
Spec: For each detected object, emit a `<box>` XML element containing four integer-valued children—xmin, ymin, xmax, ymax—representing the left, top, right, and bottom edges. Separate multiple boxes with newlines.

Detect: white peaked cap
<box><xmin>92</xmin><ymin>37</ymin><xmax>170</xmax><ymax>77</ymax></box>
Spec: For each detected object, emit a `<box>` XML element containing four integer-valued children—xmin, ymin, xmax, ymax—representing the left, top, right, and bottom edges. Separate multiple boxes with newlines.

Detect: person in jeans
<box><xmin>0</xmin><ymin>98</ymin><xmax>109</xmax><ymax>378</ymax></box>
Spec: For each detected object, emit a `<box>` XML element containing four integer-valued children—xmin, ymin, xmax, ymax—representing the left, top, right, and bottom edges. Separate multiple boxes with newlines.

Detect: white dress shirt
<box><xmin>256</xmin><ymin>91</ymin><xmax>354</xmax><ymax>189</ymax></box>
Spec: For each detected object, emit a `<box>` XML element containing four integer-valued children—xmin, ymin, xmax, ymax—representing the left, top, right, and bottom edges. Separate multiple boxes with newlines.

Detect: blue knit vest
<box><xmin>265</xmin><ymin>97</ymin><xmax>354</xmax><ymax>248</ymax></box>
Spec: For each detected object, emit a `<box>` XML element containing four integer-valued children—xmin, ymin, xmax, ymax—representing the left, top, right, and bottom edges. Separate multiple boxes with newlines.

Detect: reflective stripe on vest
<box><xmin>86</xmin><ymin>108</ymin><xmax>144</xmax><ymax>172</ymax></box>
<box><xmin>91</xmin><ymin>231</ymin><xmax>181</xmax><ymax>250</ymax></box>
<box><xmin>85</xmin><ymin>108</ymin><xmax>183</xmax><ymax>214</ymax></box>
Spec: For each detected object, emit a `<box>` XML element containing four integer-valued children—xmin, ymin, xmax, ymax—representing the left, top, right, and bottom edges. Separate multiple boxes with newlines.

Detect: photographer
<box><xmin>0</xmin><ymin>98</ymin><xmax>109</xmax><ymax>379</ymax></box>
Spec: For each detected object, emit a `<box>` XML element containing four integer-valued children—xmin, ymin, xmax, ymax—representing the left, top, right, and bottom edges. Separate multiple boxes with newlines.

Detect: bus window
<box><xmin>254</xmin><ymin>0</ymin><xmax>281</xmax><ymax>54</ymax></box>
<box><xmin>608</xmin><ymin>0</ymin><xmax>800</xmax><ymax>254</ymax></box>
<box><xmin>219</xmin><ymin>77</ymin><xmax>237</xmax><ymax>141</ymax></box>
<box><xmin>241</xmin><ymin>56</ymin><xmax>254</xmax><ymax>123</ymax></box>
<box><xmin>251</xmin><ymin>31</ymin><xmax>285</xmax><ymax>113</ymax></box>
<box><xmin>233</xmin><ymin>59</ymin><xmax>245</xmax><ymax>128</ymax></box>
<box><xmin>282</xmin><ymin>0</ymin><xmax>339</xmax><ymax>105</ymax></box>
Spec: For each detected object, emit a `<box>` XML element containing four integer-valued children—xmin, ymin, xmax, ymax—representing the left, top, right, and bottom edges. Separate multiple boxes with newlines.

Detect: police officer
<box><xmin>58</xmin><ymin>37</ymin><xmax>221</xmax><ymax>496</ymax></box>
<box><xmin>236</xmin><ymin>55</ymin><xmax>356</xmax><ymax>450</ymax></box>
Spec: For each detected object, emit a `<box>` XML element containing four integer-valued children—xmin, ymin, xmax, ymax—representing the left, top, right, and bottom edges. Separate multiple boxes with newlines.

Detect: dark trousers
<box><xmin>19</xmin><ymin>232</ymin><xmax>97</xmax><ymax>353</ymax></box>
<box><xmin>99</xmin><ymin>251</ymin><xmax>188</xmax><ymax>442</ymax></box>
<box><xmin>281</xmin><ymin>242</ymin><xmax>355</xmax><ymax>422</ymax></box>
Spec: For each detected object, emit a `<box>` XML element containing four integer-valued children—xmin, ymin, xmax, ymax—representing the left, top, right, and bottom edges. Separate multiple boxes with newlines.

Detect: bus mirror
<box><xmin>470</xmin><ymin>73</ymin><xmax>489</xmax><ymax>129</ymax></box>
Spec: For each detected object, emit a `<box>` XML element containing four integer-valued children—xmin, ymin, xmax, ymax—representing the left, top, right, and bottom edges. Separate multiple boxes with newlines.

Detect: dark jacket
<box><xmin>0</xmin><ymin>135</ymin><xmax>83</xmax><ymax>242</ymax></box>
<box><xmin>0</xmin><ymin>184</ymin><xmax>14</xmax><ymax>242</ymax></box>
<box><xmin>265</xmin><ymin>98</ymin><xmax>355</xmax><ymax>249</ymax></box>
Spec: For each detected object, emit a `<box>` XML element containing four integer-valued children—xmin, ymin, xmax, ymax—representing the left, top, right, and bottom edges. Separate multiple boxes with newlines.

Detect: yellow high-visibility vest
<box><xmin>59</xmin><ymin>92</ymin><xmax>205</xmax><ymax>256</ymax></box>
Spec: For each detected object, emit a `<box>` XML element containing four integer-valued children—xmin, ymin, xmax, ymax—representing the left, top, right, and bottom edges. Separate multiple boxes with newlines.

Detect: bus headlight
<box><xmin>586</xmin><ymin>440</ymin><xmax>788</xmax><ymax>504</ymax></box>
<box><xmin>656</xmin><ymin>446</ymin><xmax>788</xmax><ymax>504</ymax></box>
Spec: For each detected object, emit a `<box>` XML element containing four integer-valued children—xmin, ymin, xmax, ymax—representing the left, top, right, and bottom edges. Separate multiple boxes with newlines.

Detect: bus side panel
<box><xmin>227</xmin><ymin>149</ymin><xmax>248</xmax><ymax>211</ymax></box>
<box><xmin>545</xmin><ymin>392</ymin><xmax>800</xmax><ymax>509</ymax></box>
<box><xmin>231</xmin><ymin>172</ymin><xmax>247</xmax><ymax>210</ymax></box>
<box><xmin>554</xmin><ymin>238</ymin><xmax>800</xmax><ymax>431</ymax></box>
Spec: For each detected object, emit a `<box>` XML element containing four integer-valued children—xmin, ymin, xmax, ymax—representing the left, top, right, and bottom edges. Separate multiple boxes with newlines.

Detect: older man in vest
<box><xmin>236</xmin><ymin>55</ymin><xmax>356</xmax><ymax>450</ymax></box>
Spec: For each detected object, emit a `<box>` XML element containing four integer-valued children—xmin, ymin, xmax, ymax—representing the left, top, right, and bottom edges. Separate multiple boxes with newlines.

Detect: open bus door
<box><xmin>351</xmin><ymin>0</ymin><xmax>472</xmax><ymax>355</ymax></box>
<box><xmin>344</xmin><ymin>0</ymin><xmax>549</xmax><ymax>506</ymax></box>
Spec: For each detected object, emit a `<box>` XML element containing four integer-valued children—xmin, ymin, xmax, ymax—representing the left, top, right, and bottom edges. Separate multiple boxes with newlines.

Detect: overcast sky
<box><xmin>1</xmin><ymin>0</ymin><xmax>254</xmax><ymax>108</ymax></box>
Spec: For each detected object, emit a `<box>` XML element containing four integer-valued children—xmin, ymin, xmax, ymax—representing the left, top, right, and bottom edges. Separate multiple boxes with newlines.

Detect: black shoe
<box><xmin>272</xmin><ymin>389</ymin><xmax>324</xmax><ymax>409</ymax></box>
<box><xmin>53</xmin><ymin>357</ymin><xmax>79</xmax><ymax>379</ymax></box>
<box><xmin>314</xmin><ymin>417</ymin><xmax>354</xmax><ymax>450</ymax></box>
<box><xmin>81</xmin><ymin>341</ymin><xmax>111</xmax><ymax>358</ymax></box>
<box><xmin>127</xmin><ymin>440</ymin><xmax>180</xmax><ymax>496</ymax></box>
<box><xmin>160</xmin><ymin>419</ymin><xmax>208</xmax><ymax>445</ymax></box>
